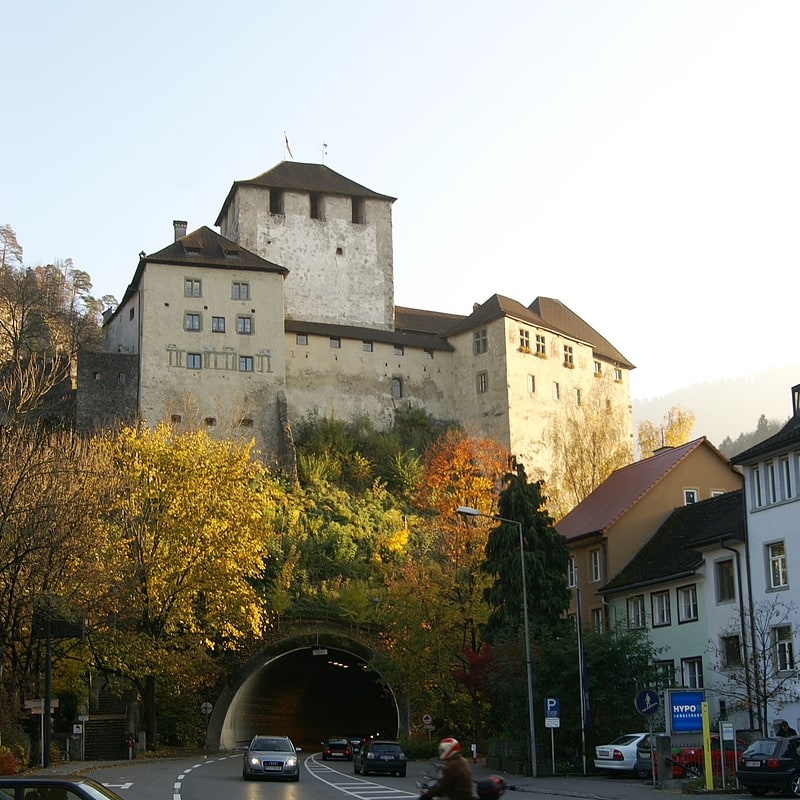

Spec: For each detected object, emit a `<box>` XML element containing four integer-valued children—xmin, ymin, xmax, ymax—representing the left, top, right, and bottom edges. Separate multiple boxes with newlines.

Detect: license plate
<box><xmin>381</xmin><ymin>756</ymin><xmax>393</xmax><ymax>761</ymax></box>
<box><xmin>745</xmin><ymin>761</ymin><xmax>761</xmax><ymax>768</ymax></box>
<box><xmin>264</xmin><ymin>763</ymin><xmax>282</xmax><ymax>771</ymax></box>
<box><xmin>597</xmin><ymin>750</ymin><xmax>610</xmax><ymax>758</ymax></box>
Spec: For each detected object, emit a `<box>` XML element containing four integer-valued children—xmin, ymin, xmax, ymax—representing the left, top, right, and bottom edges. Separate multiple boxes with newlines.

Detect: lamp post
<box><xmin>456</xmin><ymin>506</ymin><xmax>537</xmax><ymax>778</ymax></box>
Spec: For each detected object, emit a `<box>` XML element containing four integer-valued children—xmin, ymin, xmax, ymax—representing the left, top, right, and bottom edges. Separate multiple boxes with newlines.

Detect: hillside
<box><xmin>631</xmin><ymin>364</ymin><xmax>800</xmax><ymax>451</ymax></box>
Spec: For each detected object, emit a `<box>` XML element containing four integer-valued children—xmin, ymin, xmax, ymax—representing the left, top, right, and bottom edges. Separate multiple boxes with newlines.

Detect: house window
<box><xmin>171</xmin><ymin>414</ymin><xmax>182</xmax><ymax>424</ymax></box>
<box><xmin>204</xmin><ymin>417</ymin><xmax>217</xmax><ymax>427</ymax></box>
<box><xmin>678</xmin><ymin>585</ymin><xmax>698</xmax><ymax>622</ymax></box>
<box><xmin>212</xmin><ymin>316</ymin><xmax>225</xmax><ymax>333</ymax></box>
<box><xmin>552</xmin><ymin>381</ymin><xmax>560</xmax><ymax>401</ymax></box>
<box><xmin>782</xmin><ymin>456</ymin><xmax>794</xmax><ymax>499</ymax></box>
<box><xmin>614</xmin><ymin>367</ymin><xmax>622</xmax><ymax>382</ymax></box>
<box><xmin>753</xmin><ymin>466</ymin><xmax>763</xmax><ymax>507</ymax></box>
<box><xmin>681</xmin><ymin>657</ymin><xmax>704</xmax><ymax>688</ymax></box>
<box><xmin>391</xmin><ymin>377</ymin><xmax>403</xmax><ymax>398</ymax></box>
<box><xmin>716</xmin><ymin>559</ymin><xmax>735</xmax><ymax>603</ymax></box>
<box><xmin>330</xmin><ymin>337</ymin><xmax>341</xmax><ymax>349</ymax></box>
<box><xmin>129</xmin><ymin>307</ymin><xmax>135</xmax><ymax>320</ymax></box>
<box><xmin>184</xmin><ymin>278</ymin><xmax>201</xmax><ymax>297</ymax></box>
<box><xmin>117</xmin><ymin>372</ymin><xmax>125</xmax><ymax>385</ymax></box>
<box><xmin>237</xmin><ymin>316</ymin><xmax>253</xmax><ymax>335</ymax></box>
<box><xmin>394</xmin><ymin>344</ymin><xmax>405</xmax><ymax>356</ymax></box>
<box><xmin>310</xmin><ymin>192</ymin><xmax>322</xmax><ymax>219</ymax></box>
<box><xmin>527</xmin><ymin>375</ymin><xmax>535</xmax><ymax>394</ymax></box>
<box><xmin>590</xmin><ymin>549</ymin><xmax>601</xmax><ymax>582</ymax></box>
<box><xmin>296</xmin><ymin>333</ymin><xmax>308</xmax><ymax>346</ymax></box>
<box><xmin>473</xmin><ymin>329</ymin><xmax>488</xmax><ymax>354</ymax></box>
<box><xmin>186</xmin><ymin>353</ymin><xmax>202</xmax><ymax>369</ymax></box>
<box><xmin>363</xmin><ymin>341</ymin><xmax>373</xmax><ymax>352</ymax></box>
<box><xmin>352</xmin><ymin>197</ymin><xmax>365</xmax><ymax>224</ymax></box>
<box><xmin>628</xmin><ymin>595</ymin><xmax>645</xmax><ymax>629</ymax></box>
<box><xmin>564</xmin><ymin>345</ymin><xmax>574</xmax><ymax>366</ymax></box>
<box><xmin>232</xmin><ymin>281</ymin><xmax>250</xmax><ymax>300</ymax></box>
<box><xmin>240</xmin><ymin>418</ymin><xmax>254</xmax><ymax>428</ymax></box>
<box><xmin>477</xmin><ymin>371</ymin><xmax>488</xmax><ymax>394</ymax></box>
<box><xmin>519</xmin><ymin>329</ymin><xmax>530</xmax><ymax>350</ymax></box>
<box><xmin>574</xmin><ymin>388</ymin><xmax>581</xmax><ymax>406</ymax></box>
<box><xmin>594</xmin><ymin>360</ymin><xmax>602</xmax><ymax>375</ymax></box>
<box><xmin>722</xmin><ymin>635</ymin><xmax>742</xmax><ymax>667</ymax></box>
<box><xmin>684</xmin><ymin>489</ymin><xmax>698</xmax><ymax>505</ymax></box>
<box><xmin>185</xmin><ymin>312</ymin><xmax>201</xmax><ymax>332</ymax></box>
<box><xmin>591</xmin><ymin>608</ymin><xmax>604</xmax><ymax>634</ymax></box>
<box><xmin>535</xmin><ymin>334</ymin><xmax>546</xmax><ymax>355</ymax></box>
<box><xmin>768</xmin><ymin>541</ymin><xmax>788</xmax><ymax>589</ymax></box>
<box><xmin>652</xmin><ymin>591</ymin><xmax>671</xmax><ymax>627</ymax></box>
<box><xmin>567</xmin><ymin>557</ymin><xmax>576</xmax><ymax>588</ymax></box>
<box><xmin>239</xmin><ymin>356</ymin><xmax>254</xmax><ymax>372</ymax></box>
<box><xmin>767</xmin><ymin>461</ymin><xmax>778</xmax><ymax>504</ymax></box>
<box><xmin>424</xmin><ymin>348</ymin><xmax>434</xmax><ymax>359</ymax></box>
<box><xmin>269</xmin><ymin>189</ymin><xmax>284</xmax><ymax>214</ymax></box>
<box><xmin>774</xmin><ymin>625</ymin><xmax>795</xmax><ymax>671</ymax></box>
<box><xmin>655</xmin><ymin>660</ymin><xmax>675</xmax><ymax>688</ymax></box>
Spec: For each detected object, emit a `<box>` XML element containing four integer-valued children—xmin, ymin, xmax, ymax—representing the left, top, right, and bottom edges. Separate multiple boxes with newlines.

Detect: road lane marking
<box><xmin>304</xmin><ymin>755</ymin><xmax>416</xmax><ymax>800</ymax></box>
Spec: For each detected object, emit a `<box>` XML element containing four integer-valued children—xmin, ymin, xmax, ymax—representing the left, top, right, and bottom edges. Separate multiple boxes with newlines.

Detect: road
<box><xmin>63</xmin><ymin>752</ymin><xmax>756</xmax><ymax>800</ymax></box>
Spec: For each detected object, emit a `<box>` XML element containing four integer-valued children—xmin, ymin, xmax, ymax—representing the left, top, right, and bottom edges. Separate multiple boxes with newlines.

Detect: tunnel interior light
<box><xmin>312</xmin><ymin>647</ymin><xmax>328</xmax><ymax>656</ymax></box>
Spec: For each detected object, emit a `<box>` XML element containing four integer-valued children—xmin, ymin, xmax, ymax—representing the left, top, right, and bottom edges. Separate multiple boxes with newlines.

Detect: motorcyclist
<box><xmin>420</xmin><ymin>738</ymin><xmax>473</xmax><ymax>800</ymax></box>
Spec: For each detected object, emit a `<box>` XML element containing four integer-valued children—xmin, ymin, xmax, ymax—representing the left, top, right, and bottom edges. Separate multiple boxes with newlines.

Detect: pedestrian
<box><xmin>777</xmin><ymin>720</ymin><xmax>797</xmax><ymax>737</ymax></box>
<box><xmin>420</xmin><ymin>738</ymin><xmax>473</xmax><ymax>800</ymax></box>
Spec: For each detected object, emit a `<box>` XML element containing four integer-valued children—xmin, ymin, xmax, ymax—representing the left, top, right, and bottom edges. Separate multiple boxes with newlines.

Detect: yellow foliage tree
<box><xmin>89</xmin><ymin>424</ymin><xmax>287</xmax><ymax>746</ymax></box>
<box><xmin>637</xmin><ymin>405</ymin><xmax>696</xmax><ymax>459</ymax></box>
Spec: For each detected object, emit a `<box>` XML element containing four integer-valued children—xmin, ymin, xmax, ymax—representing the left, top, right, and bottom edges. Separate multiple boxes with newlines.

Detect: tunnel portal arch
<box><xmin>211</xmin><ymin>631</ymin><xmax>404</xmax><ymax>752</ymax></box>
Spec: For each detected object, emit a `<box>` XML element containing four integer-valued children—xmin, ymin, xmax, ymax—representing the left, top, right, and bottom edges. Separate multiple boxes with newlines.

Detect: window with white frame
<box><xmin>590</xmin><ymin>549</ymin><xmax>601</xmax><ymax>582</ymax></box>
<box><xmin>716</xmin><ymin>559</ymin><xmax>736</xmax><ymax>603</ymax></box>
<box><xmin>768</xmin><ymin>461</ymin><xmax>778</xmax><ymax>504</ymax></box>
<box><xmin>768</xmin><ymin>541</ymin><xmax>788</xmax><ymax>589</ymax></box>
<box><xmin>552</xmin><ymin>381</ymin><xmax>560</xmax><ymax>401</ymax></box>
<box><xmin>684</xmin><ymin>489</ymin><xmax>698</xmax><ymax>505</ymax></box>
<box><xmin>591</xmin><ymin>608</ymin><xmax>603</xmax><ymax>634</ymax></box>
<box><xmin>678</xmin><ymin>585</ymin><xmax>698</xmax><ymax>622</ymax></box>
<box><xmin>527</xmin><ymin>375</ymin><xmax>535</xmax><ymax>394</ymax></box>
<box><xmin>628</xmin><ymin>595</ymin><xmax>645</xmax><ymax>629</ymax></box>
<box><xmin>782</xmin><ymin>456</ymin><xmax>794</xmax><ymax>499</ymax></box>
<box><xmin>721</xmin><ymin>634</ymin><xmax>742</xmax><ymax>667</ymax></box>
<box><xmin>681</xmin><ymin>657</ymin><xmax>704</xmax><ymax>688</ymax></box>
<box><xmin>655</xmin><ymin>660</ymin><xmax>675</xmax><ymax>688</ymax></box>
<box><xmin>753</xmin><ymin>466</ymin><xmax>763</xmax><ymax>507</ymax></box>
<box><xmin>774</xmin><ymin>625</ymin><xmax>795</xmax><ymax>672</ymax></box>
<box><xmin>593</xmin><ymin>360</ymin><xmax>602</xmax><ymax>375</ymax></box>
<box><xmin>651</xmin><ymin>591</ymin><xmax>671</xmax><ymax>627</ymax></box>
<box><xmin>567</xmin><ymin>557</ymin><xmax>576</xmax><ymax>588</ymax></box>
<box><xmin>613</xmin><ymin>367</ymin><xmax>622</xmax><ymax>382</ymax></box>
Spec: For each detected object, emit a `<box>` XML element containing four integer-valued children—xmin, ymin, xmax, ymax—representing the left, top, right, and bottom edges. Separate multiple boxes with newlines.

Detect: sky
<box><xmin>3</xmin><ymin>0</ymin><xmax>799</xmax><ymax>405</ymax></box>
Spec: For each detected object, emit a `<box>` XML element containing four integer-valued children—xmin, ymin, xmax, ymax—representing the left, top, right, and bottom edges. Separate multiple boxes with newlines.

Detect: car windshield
<box><xmin>372</xmin><ymin>743</ymin><xmax>400</xmax><ymax>753</ymax></box>
<box><xmin>254</xmin><ymin>738</ymin><xmax>292</xmax><ymax>751</ymax></box>
<box><xmin>611</xmin><ymin>735</ymin><xmax>640</xmax><ymax>746</ymax></box>
<box><xmin>328</xmin><ymin>739</ymin><xmax>348</xmax><ymax>746</ymax></box>
<box><xmin>742</xmin><ymin>739</ymin><xmax>780</xmax><ymax>757</ymax></box>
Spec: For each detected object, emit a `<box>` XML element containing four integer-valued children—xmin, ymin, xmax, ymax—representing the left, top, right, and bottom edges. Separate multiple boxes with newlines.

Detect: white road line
<box><xmin>304</xmin><ymin>755</ymin><xmax>417</xmax><ymax>800</ymax></box>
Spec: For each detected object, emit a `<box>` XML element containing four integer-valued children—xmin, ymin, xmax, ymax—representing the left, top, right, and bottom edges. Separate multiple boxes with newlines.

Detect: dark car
<box><xmin>354</xmin><ymin>739</ymin><xmax>407</xmax><ymax>777</ymax></box>
<box><xmin>736</xmin><ymin>736</ymin><xmax>800</xmax><ymax>796</ymax></box>
<box><xmin>348</xmin><ymin>734</ymin><xmax>367</xmax><ymax>753</ymax></box>
<box><xmin>321</xmin><ymin>736</ymin><xmax>353</xmax><ymax>760</ymax></box>
<box><xmin>242</xmin><ymin>734</ymin><xmax>302</xmax><ymax>780</ymax></box>
<box><xmin>0</xmin><ymin>777</ymin><xmax>126</xmax><ymax>800</ymax></box>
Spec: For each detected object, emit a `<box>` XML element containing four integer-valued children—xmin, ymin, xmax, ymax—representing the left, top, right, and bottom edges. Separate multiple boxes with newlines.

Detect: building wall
<box><xmin>222</xmin><ymin>185</ymin><xmax>394</xmax><ymax>331</ymax></box>
<box><xmin>75</xmin><ymin>351</ymin><xmax>139</xmax><ymax>431</ymax></box>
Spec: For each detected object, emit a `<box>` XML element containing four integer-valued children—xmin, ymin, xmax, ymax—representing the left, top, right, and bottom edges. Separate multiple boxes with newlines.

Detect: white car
<box><xmin>594</xmin><ymin>732</ymin><xmax>651</xmax><ymax>775</ymax></box>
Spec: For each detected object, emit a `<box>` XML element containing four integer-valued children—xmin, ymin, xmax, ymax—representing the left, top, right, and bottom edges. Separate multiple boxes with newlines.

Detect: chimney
<box><xmin>793</xmin><ymin>383</ymin><xmax>800</xmax><ymax>418</ymax></box>
<box><xmin>173</xmin><ymin>220</ymin><xmax>188</xmax><ymax>241</ymax></box>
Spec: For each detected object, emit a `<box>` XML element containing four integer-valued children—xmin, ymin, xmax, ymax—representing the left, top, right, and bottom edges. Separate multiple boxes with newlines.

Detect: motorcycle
<box><xmin>418</xmin><ymin>763</ymin><xmax>515</xmax><ymax>800</ymax></box>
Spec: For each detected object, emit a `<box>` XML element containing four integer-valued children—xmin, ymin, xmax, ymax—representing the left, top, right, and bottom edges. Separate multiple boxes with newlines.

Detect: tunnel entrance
<box><xmin>216</xmin><ymin>638</ymin><xmax>399</xmax><ymax>753</ymax></box>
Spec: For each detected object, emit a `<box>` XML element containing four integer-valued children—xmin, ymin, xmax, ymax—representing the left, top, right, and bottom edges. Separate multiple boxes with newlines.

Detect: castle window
<box><xmin>171</xmin><ymin>414</ymin><xmax>182</xmax><ymax>424</ymax></box>
<box><xmin>296</xmin><ymin>333</ymin><xmax>308</xmax><ymax>346</ymax></box>
<box><xmin>519</xmin><ymin>329</ymin><xmax>530</xmax><ymax>350</ymax></box>
<box><xmin>239</xmin><ymin>356</ymin><xmax>254</xmax><ymax>372</ymax></box>
<box><xmin>527</xmin><ymin>375</ymin><xmax>535</xmax><ymax>393</ymax></box>
<box><xmin>614</xmin><ymin>367</ymin><xmax>622</xmax><ymax>382</ymax></box>
<box><xmin>477</xmin><ymin>371</ymin><xmax>488</xmax><ymax>394</ymax></box>
<box><xmin>117</xmin><ymin>373</ymin><xmax>125</xmax><ymax>385</ymax></box>
<box><xmin>187</xmin><ymin>353</ymin><xmax>202</xmax><ymax>369</ymax></box>
<box><xmin>184</xmin><ymin>278</ymin><xmax>201</xmax><ymax>298</ymax></box>
<box><xmin>270</xmin><ymin>189</ymin><xmax>284</xmax><ymax>215</ymax></box>
<box><xmin>535</xmin><ymin>334</ymin><xmax>546</xmax><ymax>355</ymax></box>
<box><xmin>212</xmin><ymin>316</ymin><xmax>225</xmax><ymax>333</ymax></box>
<box><xmin>394</xmin><ymin>344</ymin><xmax>405</xmax><ymax>356</ymax></box>
<box><xmin>594</xmin><ymin>360</ymin><xmax>602</xmax><ymax>375</ymax></box>
<box><xmin>204</xmin><ymin>417</ymin><xmax>217</xmax><ymax>427</ymax></box>
<box><xmin>424</xmin><ymin>349</ymin><xmax>434</xmax><ymax>359</ymax></box>
<box><xmin>363</xmin><ymin>341</ymin><xmax>373</xmax><ymax>352</ymax></box>
<box><xmin>237</xmin><ymin>316</ymin><xmax>253</xmax><ymax>335</ymax></box>
<box><xmin>473</xmin><ymin>329</ymin><xmax>488</xmax><ymax>354</ymax></box>
<box><xmin>232</xmin><ymin>281</ymin><xmax>250</xmax><ymax>300</ymax></box>
<box><xmin>564</xmin><ymin>345</ymin><xmax>574</xmax><ymax>366</ymax></box>
<box><xmin>129</xmin><ymin>307</ymin><xmax>135</xmax><ymax>320</ymax></box>
<box><xmin>352</xmin><ymin>197</ymin><xmax>365</xmax><ymax>224</ymax></box>
<box><xmin>240</xmin><ymin>418</ymin><xmax>254</xmax><ymax>428</ymax></box>
<box><xmin>552</xmin><ymin>381</ymin><xmax>560</xmax><ymax>400</ymax></box>
<box><xmin>391</xmin><ymin>377</ymin><xmax>403</xmax><ymax>398</ymax></box>
<box><xmin>310</xmin><ymin>193</ymin><xmax>322</xmax><ymax>219</ymax></box>
<box><xmin>185</xmin><ymin>312</ymin><xmax>201</xmax><ymax>332</ymax></box>
<box><xmin>330</xmin><ymin>337</ymin><xmax>341</xmax><ymax>349</ymax></box>
<box><xmin>574</xmin><ymin>388</ymin><xmax>581</xmax><ymax>405</ymax></box>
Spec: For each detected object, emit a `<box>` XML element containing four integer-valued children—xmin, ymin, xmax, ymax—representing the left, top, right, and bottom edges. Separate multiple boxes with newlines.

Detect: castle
<box><xmin>77</xmin><ymin>161</ymin><xmax>634</xmax><ymax>478</ymax></box>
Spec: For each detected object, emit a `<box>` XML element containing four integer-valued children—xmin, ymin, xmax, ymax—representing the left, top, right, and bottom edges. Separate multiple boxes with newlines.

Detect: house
<box><xmin>599</xmin><ymin>490</ymin><xmax>749</xmax><ymax>730</ymax></box>
<box><xmin>78</xmin><ymin>161</ymin><xmax>635</xmax><ymax>478</ymax></box>
<box><xmin>731</xmin><ymin>383</ymin><xmax>800</xmax><ymax>734</ymax></box>
<box><xmin>556</xmin><ymin>436</ymin><xmax>743</xmax><ymax>630</ymax></box>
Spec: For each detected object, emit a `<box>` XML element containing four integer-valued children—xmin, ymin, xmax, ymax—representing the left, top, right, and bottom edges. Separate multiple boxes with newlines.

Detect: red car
<box><xmin>672</xmin><ymin>734</ymin><xmax>745</xmax><ymax>777</ymax></box>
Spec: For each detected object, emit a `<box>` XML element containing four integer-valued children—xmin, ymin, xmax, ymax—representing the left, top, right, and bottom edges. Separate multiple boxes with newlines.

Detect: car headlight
<box><xmin>285</xmin><ymin>756</ymin><xmax>298</xmax><ymax>767</ymax></box>
<box><xmin>248</xmin><ymin>756</ymin><xmax>261</xmax><ymax>766</ymax></box>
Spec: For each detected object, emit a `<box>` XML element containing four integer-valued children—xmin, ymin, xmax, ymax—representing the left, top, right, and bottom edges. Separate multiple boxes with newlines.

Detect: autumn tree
<box><xmin>543</xmin><ymin>375</ymin><xmax>634</xmax><ymax>520</ymax></box>
<box><xmin>87</xmin><ymin>424</ymin><xmax>287</xmax><ymax>746</ymax></box>
<box><xmin>637</xmin><ymin>405</ymin><xmax>696</xmax><ymax>459</ymax></box>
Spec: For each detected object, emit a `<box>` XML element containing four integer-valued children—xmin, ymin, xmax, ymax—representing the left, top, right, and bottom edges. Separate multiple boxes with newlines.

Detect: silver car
<box><xmin>242</xmin><ymin>734</ymin><xmax>302</xmax><ymax>781</ymax></box>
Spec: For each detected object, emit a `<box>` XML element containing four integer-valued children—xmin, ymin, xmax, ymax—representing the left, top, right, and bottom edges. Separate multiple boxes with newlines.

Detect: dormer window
<box><xmin>183</xmin><ymin>245</ymin><xmax>202</xmax><ymax>257</ymax></box>
<box><xmin>223</xmin><ymin>246</ymin><xmax>240</xmax><ymax>260</ymax></box>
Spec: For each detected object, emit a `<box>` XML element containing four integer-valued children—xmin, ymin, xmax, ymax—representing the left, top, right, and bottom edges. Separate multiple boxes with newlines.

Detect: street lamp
<box><xmin>455</xmin><ymin>506</ymin><xmax>537</xmax><ymax>778</ymax></box>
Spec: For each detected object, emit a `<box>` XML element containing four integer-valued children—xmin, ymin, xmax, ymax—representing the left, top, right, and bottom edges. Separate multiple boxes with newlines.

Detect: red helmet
<box><xmin>438</xmin><ymin>737</ymin><xmax>460</xmax><ymax>760</ymax></box>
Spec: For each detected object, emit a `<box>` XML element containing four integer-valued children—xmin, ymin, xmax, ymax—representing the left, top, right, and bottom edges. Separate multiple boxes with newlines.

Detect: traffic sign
<box><xmin>635</xmin><ymin>688</ymin><xmax>660</xmax><ymax>716</ymax></box>
<box><xmin>422</xmin><ymin>713</ymin><xmax>433</xmax><ymax>726</ymax></box>
<box><xmin>544</xmin><ymin>697</ymin><xmax>560</xmax><ymax>727</ymax></box>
